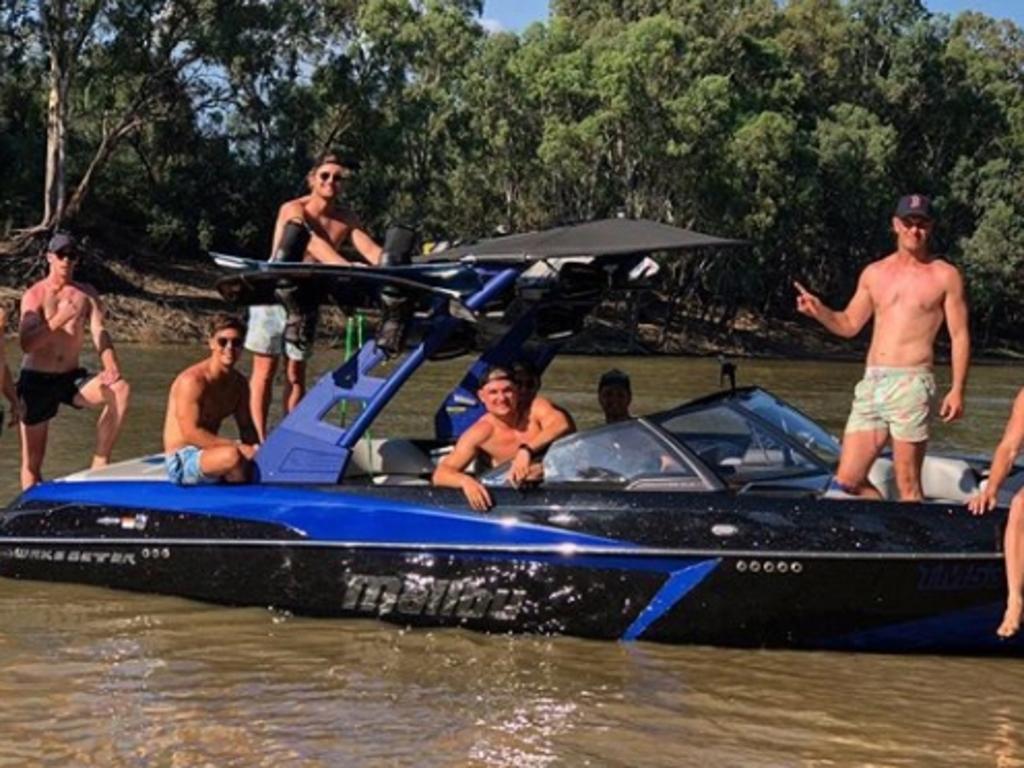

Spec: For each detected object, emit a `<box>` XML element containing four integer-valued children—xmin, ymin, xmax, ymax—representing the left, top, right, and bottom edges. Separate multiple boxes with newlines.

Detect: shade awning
<box><xmin>427</xmin><ymin>218</ymin><xmax>745</xmax><ymax>263</ymax></box>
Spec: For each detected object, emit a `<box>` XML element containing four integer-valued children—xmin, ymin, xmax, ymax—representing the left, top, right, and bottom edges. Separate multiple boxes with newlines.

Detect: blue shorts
<box><xmin>245</xmin><ymin>305</ymin><xmax>316</xmax><ymax>362</ymax></box>
<box><xmin>165</xmin><ymin>445</ymin><xmax>215</xmax><ymax>485</ymax></box>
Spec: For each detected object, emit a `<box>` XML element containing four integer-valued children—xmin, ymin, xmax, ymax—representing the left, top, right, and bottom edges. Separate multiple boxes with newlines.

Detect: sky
<box><xmin>480</xmin><ymin>0</ymin><xmax>1024</xmax><ymax>33</ymax></box>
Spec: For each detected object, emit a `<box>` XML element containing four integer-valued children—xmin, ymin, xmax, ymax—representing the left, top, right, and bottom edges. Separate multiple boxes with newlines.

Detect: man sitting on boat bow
<box><xmin>163</xmin><ymin>314</ymin><xmax>259</xmax><ymax>485</ymax></box>
<box><xmin>432</xmin><ymin>365</ymin><xmax>574</xmax><ymax>511</ymax></box>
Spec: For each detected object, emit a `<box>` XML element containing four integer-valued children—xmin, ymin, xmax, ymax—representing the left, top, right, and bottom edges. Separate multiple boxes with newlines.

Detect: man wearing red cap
<box><xmin>17</xmin><ymin>232</ymin><xmax>132</xmax><ymax>488</ymax></box>
<box><xmin>794</xmin><ymin>194</ymin><xmax>970</xmax><ymax>501</ymax></box>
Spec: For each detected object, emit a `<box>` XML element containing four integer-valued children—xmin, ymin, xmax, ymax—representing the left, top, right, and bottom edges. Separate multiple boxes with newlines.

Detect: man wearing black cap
<box><xmin>794</xmin><ymin>194</ymin><xmax>970</xmax><ymax>501</ymax></box>
<box><xmin>17</xmin><ymin>232</ymin><xmax>132</xmax><ymax>489</ymax></box>
<box><xmin>598</xmin><ymin>369</ymin><xmax>632</xmax><ymax>424</ymax></box>
<box><xmin>432</xmin><ymin>365</ymin><xmax>573</xmax><ymax>511</ymax></box>
<box><xmin>246</xmin><ymin>151</ymin><xmax>384</xmax><ymax>441</ymax></box>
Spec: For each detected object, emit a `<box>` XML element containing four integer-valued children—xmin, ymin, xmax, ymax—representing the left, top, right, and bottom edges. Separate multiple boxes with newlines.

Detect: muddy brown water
<box><xmin>0</xmin><ymin>346</ymin><xmax>1022</xmax><ymax>766</ymax></box>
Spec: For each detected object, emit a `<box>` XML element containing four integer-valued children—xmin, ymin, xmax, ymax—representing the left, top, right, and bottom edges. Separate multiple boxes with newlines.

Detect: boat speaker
<box><xmin>376</xmin><ymin>223</ymin><xmax>418</xmax><ymax>357</ymax></box>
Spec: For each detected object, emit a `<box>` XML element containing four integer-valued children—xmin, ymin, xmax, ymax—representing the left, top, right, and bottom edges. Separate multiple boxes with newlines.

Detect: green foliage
<box><xmin>1</xmin><ymin>0</ymin><xmax>1022</xmax><ymax>342</ymax></box>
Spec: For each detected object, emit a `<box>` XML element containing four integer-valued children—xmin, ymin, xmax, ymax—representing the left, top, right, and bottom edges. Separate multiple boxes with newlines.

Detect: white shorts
<box><xmin>244</xmin><ymin>305</ymin><xmax>316</xmax><ymax>362</ymax></box>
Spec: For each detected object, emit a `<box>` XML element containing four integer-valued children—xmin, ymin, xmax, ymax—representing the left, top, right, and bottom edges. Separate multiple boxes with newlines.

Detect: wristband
<box><xmin>517</xmin><ymin>444</ymin><xmax>534</xmax><ymax>459</ymax></box>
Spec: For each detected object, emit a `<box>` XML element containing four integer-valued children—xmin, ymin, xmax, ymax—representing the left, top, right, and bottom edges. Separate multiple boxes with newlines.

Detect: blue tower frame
<box><xmin>254</xmin><ymin>267</ymin><xmax>520</xmax><ymax>484</ymax></box>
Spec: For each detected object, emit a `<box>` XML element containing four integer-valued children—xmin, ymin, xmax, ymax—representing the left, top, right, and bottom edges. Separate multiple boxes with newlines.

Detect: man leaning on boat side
<box><xmin>163</xmin><ymin>314</ymin><xmax>259</xmax><ymax>485</ymax></box>
<box><xmin>967</xmin><ymin>388</ymin><xmax>1024</xmax><ymax>638</ymax></box>
<box><xmin>246</xmin><ymin>151</ymin><xmax>384</xmax><ymax>442</ymax></box>
<box><xmin>512</xmin><ymin>360</ymin><xmax>577</xmax><ymax>482</ymax></box>
<box><xmin>432</xmin><ymin>366</ymin><xmax>574</xmax><ymax>511</ymax></box>
<box><xmin>17</xmin><ymin>232</ymin><xmax>131</xmax><ymax>490</ymax></box>
<box><xmin>794</xmin><ymin>194</ymin><xmax>970</xmax><ymax>501</ymax></box>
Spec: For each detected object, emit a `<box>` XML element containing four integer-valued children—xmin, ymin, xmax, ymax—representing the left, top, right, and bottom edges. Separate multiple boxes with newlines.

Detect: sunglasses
<box><xmin>899</xmin><ymin>217</ymin><xmax>931</xmax><ymax>230</ymax></box>
<box><xmin>215</xmin><ymin>337</ymin><xmax>244</xmax><ymax>349</ymax></box>
<box><xmin>53</xmin><ymin>251</ymin><xmax>78</xmax><ymax>261</ymax></box>
<box><xmin>318</xmin><ymin>171</ymin><xmax>346</xmax><ymax>184</ymax></box>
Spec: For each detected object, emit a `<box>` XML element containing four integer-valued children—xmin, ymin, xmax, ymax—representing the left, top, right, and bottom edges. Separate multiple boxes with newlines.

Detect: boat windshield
<box><xmin>733</xmin><ymin>389</ymin><xmax>841</xmax><ymax>467</ymax></box>
<box><xmin>480</xmin><ymin>420</ymin><xmax>706</xmax><ymax>489</ymax></box>
<box><xmin>652</xmin><ymin>402</ymin><xmax>824</xmax><ymax>483</ymax></box>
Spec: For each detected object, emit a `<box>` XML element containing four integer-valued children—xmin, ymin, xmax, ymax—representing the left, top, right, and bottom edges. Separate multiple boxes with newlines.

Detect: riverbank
<box><xmin>1</xmin><ymin>243</ymin><xmax>1020</xmax><ymax>360</ymax></box>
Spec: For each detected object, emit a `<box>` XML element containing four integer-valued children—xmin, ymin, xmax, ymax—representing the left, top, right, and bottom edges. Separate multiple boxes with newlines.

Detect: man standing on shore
<box><xmin>794</xmin><ymin>194</ymin><xmax>970</xmax><ymax>501</ymax></box>
<box><xmin>17</xmin><ymin>232</ymin><xmax>131</xmax><ymax>489</ymax></box>
<box><xmin>246</xmin><ymin>151</ymin><xmax>383</xmax><ymax>441</ymax></box>
<box><xmin>164</xmin><ymin>314</ymin><xmax>258</xmax><ymax>484</ymax></box>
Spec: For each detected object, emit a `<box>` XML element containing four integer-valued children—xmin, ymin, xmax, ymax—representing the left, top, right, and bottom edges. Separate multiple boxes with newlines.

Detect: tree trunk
<box><xmin>42</xmin><ymin>19</ymin><xmax>68</xmax><ymax>228</ymax></box>
<box><xmin>38</xmin><ymin>0</ymin><xmax>107</xmax><ymax>230</ymax></box>
<box><xmin>64</xmin><ymin>117</ymin><xmax>142</xmax><ymax>220</ymax></box>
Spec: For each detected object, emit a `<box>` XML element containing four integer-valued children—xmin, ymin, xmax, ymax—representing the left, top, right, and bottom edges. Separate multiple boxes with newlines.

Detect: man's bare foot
<box><xmin>997</xmin><ymin>595</ymin><xmax>1023</xmax><ymax>638</ymax></box>
<box><xmin>90</xmin><ymin>455</ymin><xmax>110</xmax><ymax>469</ymax></box>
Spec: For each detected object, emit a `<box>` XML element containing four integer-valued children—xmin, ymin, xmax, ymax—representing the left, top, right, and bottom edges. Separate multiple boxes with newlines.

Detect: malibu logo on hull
<box><xmin>342</xmin><ymin>573</ymin><xmax>527</xmax><ymax>622</ymax></box>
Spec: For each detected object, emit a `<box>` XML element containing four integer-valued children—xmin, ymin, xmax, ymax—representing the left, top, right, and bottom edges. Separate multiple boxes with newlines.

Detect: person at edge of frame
<box><xmin>967</xmin><ymin>388</ymin><xmax>1024</xmax><ymax>638</ymax></box>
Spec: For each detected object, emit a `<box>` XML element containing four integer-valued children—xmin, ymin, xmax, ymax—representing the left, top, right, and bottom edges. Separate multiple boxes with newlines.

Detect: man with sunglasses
<box><xmin>163</xmin><ymin>314</ymin><xmax>258</xmax><ymax>484</ymax></box>
<box><xmin>794</xmin><ymin>194</ymin><xmax>970</xmax><ymax>501</ymax></box>
<box><xmin>246</xmin><ymin>151</ymin><xmax>383</xmax><ymax>441</ymax></box>
<box><xmin>17</xmin><ymin>232</ymin><xmax>131</xmax><ymax>489</ymax></box>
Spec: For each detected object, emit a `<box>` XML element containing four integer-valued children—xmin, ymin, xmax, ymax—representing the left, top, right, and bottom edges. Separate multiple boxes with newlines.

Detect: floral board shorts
<box><xmin>245</xmin><ymin>305</ymin><xmax>317</xmax><ymax>362</ymax></box>
<box><xmin>845</xmin><ymin>366</ymin><xmax>936</xmax><ymax>443</ymax></box>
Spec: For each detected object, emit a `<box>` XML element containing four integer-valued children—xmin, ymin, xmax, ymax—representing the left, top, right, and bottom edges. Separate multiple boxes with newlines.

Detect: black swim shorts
<box><xmin>17</xmin><ymin>367</ymin><xmax>90</xmax><ymax>426</ymax></box>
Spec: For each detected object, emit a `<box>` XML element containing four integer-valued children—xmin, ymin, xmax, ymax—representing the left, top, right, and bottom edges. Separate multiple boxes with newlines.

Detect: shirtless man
<box><xmin>433</xmin><ymin>366</ymin><xmax>574</xmax><ymax>511</ymax></box>
<box><xmin>512</xmin><ymin>361</ymin><xmax>577</xmax><ymax>485</ymax></box>
<box><xmin>795</xmin><ymin>194</ymin><xmax>969</xmax><ymax>501</ymax></box>
<box><xmin>247</xmin><ymin>151</ymin><xmax>383</xmax><ymax>441</ymax></box>
<box><xmin>0</xmin><ymin>309</ymin><xmax>22</xmax><ymax>429</ymax></box>
<box><xmin>17</xmin><ymin>232</ymin><xmax>131</xmax><ymax>489</ymax></box>
<box><xmin>164</xmin><ymin>314</ymin><xmax>258</xmax><ymax>484</ymax></box>
<box><xmin>967</xmin><ymin>388</ymin><xmax>1024</xmax><ymax>637</ymax></box>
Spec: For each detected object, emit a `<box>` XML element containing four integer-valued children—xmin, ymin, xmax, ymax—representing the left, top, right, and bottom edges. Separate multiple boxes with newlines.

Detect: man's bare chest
<box><xmin>198</xmin><ymin>384</ymin><xmax>239</xmax><ymax>425</ymax></box>
<box><xmin>873</xmin><ymin>271</ymin><xmax>945</xmax><ymax>313</ymax></box>
<box><xmin>305</xmin><ymin>213</ymin><xmax>351</xmax><ymax>249</ymax></box>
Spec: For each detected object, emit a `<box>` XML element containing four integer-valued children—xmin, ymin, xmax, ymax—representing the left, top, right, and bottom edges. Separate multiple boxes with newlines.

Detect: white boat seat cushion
<box><xmin>868</xmin><ymin>455</ymin><xmax>979</xmax><ymax>502</ymax></box>
<box><xmin>346</xmin><ymin>438</ymin><xmax>435</xmax><ymax>478</ymax></box>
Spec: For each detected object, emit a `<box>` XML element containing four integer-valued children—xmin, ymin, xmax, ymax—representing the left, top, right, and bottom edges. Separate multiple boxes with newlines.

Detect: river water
<box><xmin>0</xmin><ymin>346</ymin><xmax>1022</xmax><ymax>766</ymax></box>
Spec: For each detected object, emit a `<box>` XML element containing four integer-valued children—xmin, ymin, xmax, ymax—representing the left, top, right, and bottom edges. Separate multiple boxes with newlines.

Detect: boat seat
<box><xmin>867</xmin><ymin>455</ymin><xmax>980</xmax><ymax>502</ymax></box>
<box><xmin>345</xmin><ymin>438</ymin><xmax>435</xmax><ymax>485</ymax></box>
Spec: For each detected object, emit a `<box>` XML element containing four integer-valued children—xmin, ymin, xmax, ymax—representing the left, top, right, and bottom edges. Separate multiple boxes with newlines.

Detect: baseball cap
<box><xmin>46</xmin><ymin>231</ymin><xmax>76</xmax><ymax>254</ymax></box>
<box><xmin>313</xmin><ymin>150</ymin><xmax>361</xmax><ymax>174</ymax></box>
<box><xmin>478</xmin><ymin>365</ymin><xmax>513</xmax><ymax>387</ymax></box>
<box><xmin>894</xmin><ymin>194</ymin><xmax>934</xmax><ymax>220</ymax></box>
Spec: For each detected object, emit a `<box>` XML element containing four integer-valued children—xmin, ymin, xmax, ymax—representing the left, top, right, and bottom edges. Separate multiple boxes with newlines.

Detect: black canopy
<box><xmin>427</xmin><ymin>218</ymin><xmax>745</xmax><ymax>263</ymax></box>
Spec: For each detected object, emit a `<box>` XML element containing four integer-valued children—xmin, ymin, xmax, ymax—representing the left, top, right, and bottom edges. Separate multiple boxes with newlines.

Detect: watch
<box><xmin>517</xmin><ymin>443</ymin><xmax>534</xmax><ymax>459</ymax></box>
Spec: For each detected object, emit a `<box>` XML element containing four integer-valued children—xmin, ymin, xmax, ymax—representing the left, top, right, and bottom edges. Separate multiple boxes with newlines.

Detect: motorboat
<box><xmin>1</xmin><ymin>219</ymin><xmax>1021</xmax><ymax>654</ymax></box>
